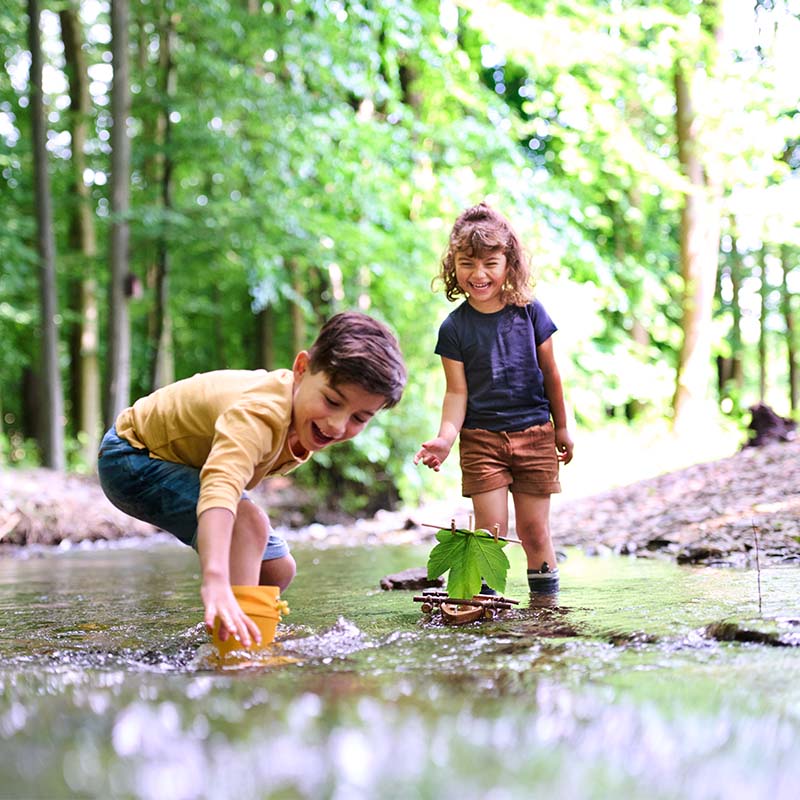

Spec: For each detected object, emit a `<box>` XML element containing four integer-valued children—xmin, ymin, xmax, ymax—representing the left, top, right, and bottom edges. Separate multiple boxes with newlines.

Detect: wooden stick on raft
<box><xmin>412</xmin><ymin>596</ymin><xmax>520</xmax><ymax>608</ymax></box>
<box><xmin>418</xmin><ymin>522</ymin><xmax>524</xmax><ymax>545</ymax></box>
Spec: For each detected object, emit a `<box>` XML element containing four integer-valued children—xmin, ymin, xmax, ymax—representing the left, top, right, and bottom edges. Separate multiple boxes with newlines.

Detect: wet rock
<box><xmin>607</xmin><ymin>630</ymin><xmax>660</xmax><ymax>647</ymax></box>
<box><xmin>583</xmin><ymin>543</ymin><xmax>615</xmax><ymax>558</ymax></box>
<box><xmin>645</xmin><ymin>536</ymin><xmax>678</xmax><ymax>551</ymax></box>
<box><xmin>676</xmin><ymin>545</ymin><xmax>728</xmax><ymax>564</ymax></box>
<box><xmin>379</xmin><ymin>567</ymin><xmax>443</xmax><ymax>591</ymax></box>
<box><xmin>705</xmin><ymin>617</ymin><xmax>800</xmax><ymax>647</ymax></box>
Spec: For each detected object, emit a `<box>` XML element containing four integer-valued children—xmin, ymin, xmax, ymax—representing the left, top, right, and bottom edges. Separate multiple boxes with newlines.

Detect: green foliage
<box><xmin>0</xmin><ymin>432</ymin><xmax>40</xmax><ymax>468</ymax></box>
<box><xmin>427</xmin><ymin>528</ymin><xmax>510</xmax><ymax>598</ymax></box>
<box><xmin>3</xmin><ymin>0</ymin><xmax>799</xmax><ymax>508</ymax></box>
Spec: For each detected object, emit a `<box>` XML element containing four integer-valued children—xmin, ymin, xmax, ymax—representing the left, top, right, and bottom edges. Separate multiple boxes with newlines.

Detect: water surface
<box><xmin>1</xmin><ymin>538</ymin><xmax>798</xmax><ymax>799</ymax></box>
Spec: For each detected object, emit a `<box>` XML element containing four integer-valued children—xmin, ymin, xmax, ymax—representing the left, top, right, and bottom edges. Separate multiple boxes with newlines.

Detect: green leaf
<box><xmin>445</xmin><ymin>553</ymin><xmax>483</xmax><ymax>600</ymax></box>
<box><xmin>427</xmin><ymin>536</ymin><xmax>462</xmax><ymax>581</ymax></box>
<box><xmin>471</xmin><ymin>531</ymin><xmax>511</xmax><ymax>594</ymax></box>
<box><xmin>426</xmin><ymin>528</ymin><xmax>510</xmax><ymax>598</ymax></box>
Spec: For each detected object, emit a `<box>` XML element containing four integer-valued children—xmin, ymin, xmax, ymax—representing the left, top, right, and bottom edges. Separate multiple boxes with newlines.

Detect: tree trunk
<box><xmin>289</xmin><ymin>259</ymin><xmax>305</xmax><ymax>353</ymax></box>
<box><xmin>256</xmin><ymin>306</ymin><xmax>275</xmax><ymax>370</ymax></box>
<box><xmin>27</xmin><ymin>0</ymin><xmax>65</xmax><ymax>470</ymax></box>
<box><xmin>757</xmin><ymin>251</ymin><xmax>768</xmax><ymax>402</ymax></box>
<box><xmin>106</xmin><ymin>0</ymin><xmax>133</xmax><ymax>425</ymax></box>
<box><xmin>612</xmin><ymin>198</ymin><xmax>650</xmax><ymax>418</ymax></box>
<box><xmin>729</xmin><ymin>238</ymin><xmax>745</xmax><ymax>395</ymax></box>
<box><xmin>716</xmin><ymin>251</ymin><xmax>744</xmax><ymax>407</ymax></box>
<box><xmin>60</xmin><ymin>3</ymin><xmax>101</xmax><ymax>462</ymax></box>
<box><xmin>149</xmin><ymin>4</ymin><xmax>176</xmax><ymax>390</ymax></box>
<box><xmin>781</xmin><ymin>246</ymin><xmax>798</xmax><ymax>413</ymax></box>
<box><xmin>671</xmin><ymin>58</ymin><xmax>722</xmax><ymax>435</ymax></box>
<box><xmin>212</xmin><ymin>283</ymin><xmax>226</xmax><ymax>367</ymax></box>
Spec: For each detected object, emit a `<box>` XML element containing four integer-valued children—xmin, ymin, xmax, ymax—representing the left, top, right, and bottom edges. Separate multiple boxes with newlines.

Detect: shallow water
<box><xmin>1</xmin><ymin>538</ymin><xmax>799</xmax><ymax>799</ymax></box>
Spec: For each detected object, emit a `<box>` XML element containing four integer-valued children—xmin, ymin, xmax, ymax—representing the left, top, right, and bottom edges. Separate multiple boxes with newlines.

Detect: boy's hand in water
<box><xmin>201</xmin><ymin>577</ymin><xmax>261</xmax><ymax>647</ymax></box>
<box><xmin>413</xmin><ymin>437</ymin><xmax>453</xmax><ymax>472</ymax></box>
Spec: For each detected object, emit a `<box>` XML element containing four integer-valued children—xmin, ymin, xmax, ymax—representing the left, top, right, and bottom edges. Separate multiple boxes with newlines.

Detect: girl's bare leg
<box><xmin>470</xmin><ymin>487</ymin><xmax>510</xmax><ymax>593</ymax></box>
<box><xmin>511</xmin><ymin>492</ymin><xmax>557</xmax><ymax>570</ymax></box>
<box><xmin>470</xmin><ymin>485</ymin><xmax>510</xmax><ymax>535</ymax></box>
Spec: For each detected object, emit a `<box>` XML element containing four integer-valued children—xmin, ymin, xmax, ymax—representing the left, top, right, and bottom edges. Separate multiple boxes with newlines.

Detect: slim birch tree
<box><xmin>105</xmin><ymin>0</ymin><xmax>132</xmax><ymax>425</ymax></box>
<box><xmin>27</xmin><ymin>0</ymin><xmax>65</xmax><ymax>469</ymax></box>
<box><xmin>671</xmin><ymin>0</ymin><xmax>724</xmax><ymax>434</ymax></box>
<box><xmin>147</xmin><ymin>2</ymin><xmax>176</xmax><ymax>390</ymax></box>
<box><xmin>60</xmin><ymin>3</ymin><xmax>101</xmax><ymax>461</ymax></box>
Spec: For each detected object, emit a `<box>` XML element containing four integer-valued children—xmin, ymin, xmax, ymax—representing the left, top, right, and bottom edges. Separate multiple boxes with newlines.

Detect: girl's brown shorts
<box><xmin>459</xmin><ymin>421</ymin><xmax>561</xmax><ymax>497</ymax></box>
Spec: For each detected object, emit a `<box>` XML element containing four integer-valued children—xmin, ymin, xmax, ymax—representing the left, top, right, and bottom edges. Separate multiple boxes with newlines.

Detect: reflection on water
<box><xmin>1</xmin><ymin>539</ymin><xmax>799</xmax><ymax>799</ymax></box>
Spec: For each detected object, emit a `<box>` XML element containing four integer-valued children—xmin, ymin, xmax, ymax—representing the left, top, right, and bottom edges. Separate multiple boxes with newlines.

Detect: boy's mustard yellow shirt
<box><xmin>115</xmin><ymin>369</ymin><xmax>310</xmax><ymax>518</ymax></box>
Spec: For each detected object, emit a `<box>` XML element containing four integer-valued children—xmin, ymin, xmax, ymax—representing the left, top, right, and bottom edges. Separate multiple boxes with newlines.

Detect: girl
<box><xmin>414</xmin><ymin>203</ymin><xmax>574</xmax><ymax>594</ymax></box>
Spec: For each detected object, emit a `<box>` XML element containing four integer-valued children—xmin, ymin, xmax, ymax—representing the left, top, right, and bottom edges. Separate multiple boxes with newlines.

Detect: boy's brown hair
<box><xmin>438</xmin><ymin>202</ymin><xmax>533</xmax><ymax>307</ymax></box>
<box><xmin>307</xmin><ymin>311</ymin><xmax>407</xmax><ymax>408</ymax></box>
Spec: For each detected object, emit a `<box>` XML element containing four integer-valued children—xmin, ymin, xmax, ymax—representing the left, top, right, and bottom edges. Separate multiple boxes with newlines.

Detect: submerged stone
<box><xmin>705</xmin><ymin>617</ymin><xmax>800</xmax><ymax>647</ymax></box>
<box><xmin>380</xmin><ymin>566</ymin><xmax>444</xmax><ymax>591</ymax></box>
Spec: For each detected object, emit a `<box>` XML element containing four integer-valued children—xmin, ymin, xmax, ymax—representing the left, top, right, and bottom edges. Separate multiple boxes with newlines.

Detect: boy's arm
<box><xmin>538</xmin><ymin>337</ymin><xmax>574</xmax><ymax>464</ymax></box>
<box><xmin>414</xmin><ymin>357</ymin><xmax>468</xmax><ymax>471</ymax></box>
<box><xmin>197</xmin><ymin>507</ymin><xmax>262</xmax><ymax>647</ymax></box>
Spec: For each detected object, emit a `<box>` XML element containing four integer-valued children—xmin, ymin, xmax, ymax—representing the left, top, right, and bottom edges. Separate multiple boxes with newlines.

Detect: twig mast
<box><xmin>752</xmin><ymin>520</ymin><xmax>763</xmax><ymax>617</ymax></box>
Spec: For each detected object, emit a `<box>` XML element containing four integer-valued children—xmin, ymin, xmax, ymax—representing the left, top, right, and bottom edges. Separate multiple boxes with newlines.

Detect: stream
<box><xmin>1</xmin><ymin>536</ymin><xmax>799</xmax><ymax>799</ymax></box>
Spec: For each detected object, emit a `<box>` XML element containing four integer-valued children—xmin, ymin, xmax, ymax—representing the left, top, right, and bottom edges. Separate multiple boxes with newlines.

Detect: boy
<box><xmin>98</xmin><ymin>311</ymin><xmax>406</xmax><ymax>647</ymax></box>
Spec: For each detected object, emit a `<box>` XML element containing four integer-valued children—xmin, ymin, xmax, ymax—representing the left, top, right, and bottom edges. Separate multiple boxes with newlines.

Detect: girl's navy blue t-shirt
<box><xmin>435</xmin><ymin>299</ymin><xmax>557</xmax><ymax>432</ymax></box>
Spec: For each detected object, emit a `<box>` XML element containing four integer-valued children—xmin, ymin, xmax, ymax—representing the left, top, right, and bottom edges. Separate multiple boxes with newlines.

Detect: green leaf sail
<box><xmin>471</xmin><ymin>533</ymin><xmax>510</xmax><ymax>594</ymax></box>
<box><xmin>427</xmin><ymin>536</ymin><xmax>462</xmax><ymax>581</ymax></box>
<box><xmin>426</xmin><ymin>529</ymin><xmax>510</xmax><ymax>598</ymax></box>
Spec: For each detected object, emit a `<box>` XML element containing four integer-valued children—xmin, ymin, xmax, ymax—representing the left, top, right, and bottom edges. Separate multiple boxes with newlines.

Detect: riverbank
<box><xmin>549</xmin><ymin>436</ymin><xmax>800</xmax><ymax>567</ymax></box>
<box><xmin>1</xmin><ymin>437</ymin><xmax>798</xmax><ymax>567</ymax></box>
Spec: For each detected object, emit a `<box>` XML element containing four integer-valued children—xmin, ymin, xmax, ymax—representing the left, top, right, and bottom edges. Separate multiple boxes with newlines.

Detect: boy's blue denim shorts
<box><xmin>97</xmin><ymin>426</ymin><xmax>289</xmax><ymax>561</ymax></box>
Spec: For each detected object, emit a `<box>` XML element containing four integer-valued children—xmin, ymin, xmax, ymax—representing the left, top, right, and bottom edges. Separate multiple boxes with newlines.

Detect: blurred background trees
<box><xmin>1</xmin><ymin>0</ymin><xmax>798</xmax><ymax>511</ymax></box>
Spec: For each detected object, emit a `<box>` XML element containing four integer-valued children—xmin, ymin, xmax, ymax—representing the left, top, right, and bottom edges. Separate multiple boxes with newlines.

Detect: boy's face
<box><xmin>290</xmin><ymin>351</ymin><xmax>386</xmax><ymax>453</ymax></box>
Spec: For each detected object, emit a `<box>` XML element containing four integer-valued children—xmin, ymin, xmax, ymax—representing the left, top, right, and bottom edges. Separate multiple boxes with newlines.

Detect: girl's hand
<box><xmin>413</xmin><ymin>437</ymin><xmax>453</xmax><ymax>471</ymax></box>
<box><xmin>201</xmin><ymin>577</ymin><xmax>261</xmax><ymax>647</ymax></box>
<box><xmin>555</xmin><ymin>427</ymin><xmax>574</xmax><ymax>465</ymax></box>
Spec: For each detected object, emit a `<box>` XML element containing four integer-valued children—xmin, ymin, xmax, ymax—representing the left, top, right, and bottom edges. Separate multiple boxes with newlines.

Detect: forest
<box><xmin>2</xmin><ymin>0</ymin><xmax>799</xmax><ymax>513</ymax></box>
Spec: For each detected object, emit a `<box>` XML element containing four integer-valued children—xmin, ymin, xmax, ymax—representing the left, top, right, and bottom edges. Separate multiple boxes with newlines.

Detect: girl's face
<box><xmin>454</xmin><ymin>247</ymin><xmax>508</xmax><ymax>313</ymax></box>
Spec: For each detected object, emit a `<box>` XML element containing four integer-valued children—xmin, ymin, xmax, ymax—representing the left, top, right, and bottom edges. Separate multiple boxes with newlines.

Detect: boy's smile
<box><xmin>290</xmin><ymin>351</ymin><xmax>387</xmax><ymax>454</ymax></box>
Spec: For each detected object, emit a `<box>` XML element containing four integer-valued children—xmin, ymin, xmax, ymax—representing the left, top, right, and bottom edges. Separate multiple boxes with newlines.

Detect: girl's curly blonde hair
<box><xmin>436</xmin><ymin>202</ymin><xmax>533</xmax><ymax>306</ymax></box>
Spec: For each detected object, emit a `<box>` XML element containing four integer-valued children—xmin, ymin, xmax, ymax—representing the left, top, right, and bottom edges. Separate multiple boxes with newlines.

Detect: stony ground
<box><xmin>548</xmin><ymin>437</ymin><xmax>800</xmax><ymax>567</ymax></box>
<box><xmin>1</xmin><ymin>438</ymin><xmax>798</xmax><ymax>568</ymax></box>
